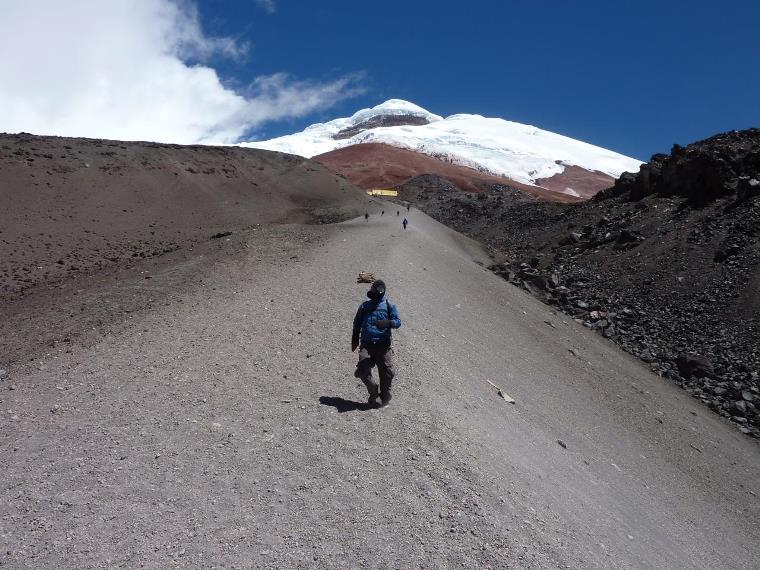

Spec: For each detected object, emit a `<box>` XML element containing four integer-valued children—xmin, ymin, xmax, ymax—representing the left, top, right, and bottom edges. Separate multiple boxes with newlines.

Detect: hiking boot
<box><xmin>367</xmin><ymin>395</ymin><xmax>380</xmax><ymax>408</ymax></box>
<box><xmin>380</xmin><ymin>395</ymin><xmax>392</xmax><ymax>408</ymax></box>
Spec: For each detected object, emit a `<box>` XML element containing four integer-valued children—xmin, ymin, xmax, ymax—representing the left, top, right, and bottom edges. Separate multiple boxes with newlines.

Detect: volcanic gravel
<box><xmin>2</xmin><ymin>213</ymin><xmax>759</xmax><ymax>568</ymax></box>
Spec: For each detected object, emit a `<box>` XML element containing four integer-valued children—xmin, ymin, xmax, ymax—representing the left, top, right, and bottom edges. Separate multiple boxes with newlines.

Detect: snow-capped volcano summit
<box><xmin>244</xmin><ymin>99</ymin><xmax>443</xmax><ymax>158</ymax></box>
<box><xmin>242</xmin><ymin>99</ymin><xmax>642</xmax><ymax>197</ymax></box>
<box><xmin>339</xmin><ymin>99</ymin><xmax>443</xmax><ymax>127</ymax></box>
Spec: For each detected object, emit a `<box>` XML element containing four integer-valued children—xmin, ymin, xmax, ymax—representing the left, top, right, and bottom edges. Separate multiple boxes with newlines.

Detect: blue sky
<box><xmin>1</xmin><ymin>1</ymin><xmax>757</xmax><ymax>160</ymax></box>
<box><xmin>200</xmin><ymin>0</ymin><xmax>759</xmax><ymax>160</ymax></box>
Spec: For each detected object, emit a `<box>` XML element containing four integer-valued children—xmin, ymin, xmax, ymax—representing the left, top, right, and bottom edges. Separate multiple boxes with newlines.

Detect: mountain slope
<box><xmin>0</xmin><ymin>133</ymin><xmax>371</xmax><ymax>302</ymax></box>
<box><xmin>243</xmin><ymin>99</ymin><xmax>642</xmax><ymax>197</ymax></box>
<box><xmin>3</xmin><ymin>209</ymin><xmax>758</xmax><ymax>568</ymax></box>
<box><xmin>314</xmin><ymin>143</ymin><xmax>582</xmax><ymax>202</ymax></box>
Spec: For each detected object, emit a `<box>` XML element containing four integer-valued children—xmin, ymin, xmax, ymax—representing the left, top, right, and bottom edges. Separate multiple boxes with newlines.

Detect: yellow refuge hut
<box><xmin>367</xmin><ymin>188</ymin><xmax>399</xmax><ymax>197</ymax></box>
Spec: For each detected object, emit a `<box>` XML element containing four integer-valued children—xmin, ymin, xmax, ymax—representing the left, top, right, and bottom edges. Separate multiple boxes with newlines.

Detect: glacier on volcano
<box><xmin>242</xmin><ymin>99</ymin><xmax>642</xmax><ymax>188</ymax></box>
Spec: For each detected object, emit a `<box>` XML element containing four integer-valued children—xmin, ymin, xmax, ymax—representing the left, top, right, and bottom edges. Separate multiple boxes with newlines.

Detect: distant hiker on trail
<box><xmin>407</xmin><ymin>204</ymin><xmax>411</xmax><ymax>212</ymax></box>
<box><xmin>365</xmin><ymin>212</ymin><xmax>369</xmax><ymax>222</ymax></box>
<box><xmin>381</xmin><ymin>210</ymin><xmax>385</xmax><ymax>216</ymax></box>
<box><xmin>402</xmin><ymin>218</ymin><xmax>408</xmax><ymax>230</ymax></box>
<box><xmin>352</xmin><ymin>280</ymin><xmax>402</xmax><ymax>408</ymax></box>
<box><xmin>396</xmin><ymin>210</ymin><xmax>400</xmax><ymax>216</ymax></box>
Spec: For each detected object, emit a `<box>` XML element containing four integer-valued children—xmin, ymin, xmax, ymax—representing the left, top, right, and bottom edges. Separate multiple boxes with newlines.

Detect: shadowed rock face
<box><xmin>332</xmin><ymin>114</ymin><xmax>432</xmax><ymax>140</ymax></box>
<box><xmin>601</xmin><ymin>128</ymin><xmax>760</xmax><ymax>205</ymax></box>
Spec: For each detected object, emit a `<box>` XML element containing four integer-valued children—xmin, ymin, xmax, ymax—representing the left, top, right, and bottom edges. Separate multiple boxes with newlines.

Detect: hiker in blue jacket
<box><xmin>351</xmin><ymin>279</ymin><xmax>402</xmax><ymax>408</ymax></box>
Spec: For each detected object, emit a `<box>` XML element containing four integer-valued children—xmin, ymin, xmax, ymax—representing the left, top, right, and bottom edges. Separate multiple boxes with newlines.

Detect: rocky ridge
<box><xmin>399</xmin><ymin>129</ymin><xmax>760</xmax><ymax>438</ymax></box>
<box><xmin>332</xmin><ymin>114</ymin><xmax>433</xmax><ymax>140</ymax></box>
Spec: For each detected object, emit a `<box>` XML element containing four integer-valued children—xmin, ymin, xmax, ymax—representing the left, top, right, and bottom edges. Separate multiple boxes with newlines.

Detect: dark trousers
<box><xmin>356</xmin><ymin>343</ymin><xmax>395</xmax><ymax>402</ymax></box>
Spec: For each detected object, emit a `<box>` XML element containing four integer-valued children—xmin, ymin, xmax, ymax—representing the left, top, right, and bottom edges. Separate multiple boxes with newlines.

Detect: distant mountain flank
<box><xmin>243</xmin><ymin>99</ymin><xmax>643</xmax><ymax>200</ymax></box>
<box><xmin>314</xmin><ymin>143</ymin><xmax>581</xmax><ymax>203</ymax></box>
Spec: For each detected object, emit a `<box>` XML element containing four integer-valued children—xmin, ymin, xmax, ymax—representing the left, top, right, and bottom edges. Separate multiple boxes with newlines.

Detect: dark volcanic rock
<box><xmin>332</xmin><ymin>114</ymin><xmax>432</xmax><ymax>140</ymax></box>
<box><xmin>677</xmin><ymin>354</ymin><xmax>714</xmax><ymax>379</ymax></box>
<box><xmin>402</xmin><ymin>128</ymin><xmax>760</xmax><ymax>439</ymax></box>
<box><xmin>737</xmin><ymin>177</ymin><xmax>760</xmax><ymax>202</ymax></box>
<box><xmin>616</xmin><ymin>229</ymin><xmax>644</xmax><ymax>245</ymax></box>
<box><xmin>601</xmin><ymin>129</ymin><xmax>760</xmax><ymax>205</ymax></box>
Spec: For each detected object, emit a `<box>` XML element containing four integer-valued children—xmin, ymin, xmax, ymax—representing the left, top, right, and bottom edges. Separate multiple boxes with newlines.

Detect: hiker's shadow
<box><xmin>319</xmin><ymin>396</ymin><xmax>372</xmax><ymax>413</ymax></box>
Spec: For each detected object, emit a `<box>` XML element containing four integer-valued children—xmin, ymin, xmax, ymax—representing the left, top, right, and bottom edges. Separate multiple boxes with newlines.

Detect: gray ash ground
<box><xmin>399</xmin><ymin>129</ymin><xmax>760</xmax><ymax>438</ymax></box>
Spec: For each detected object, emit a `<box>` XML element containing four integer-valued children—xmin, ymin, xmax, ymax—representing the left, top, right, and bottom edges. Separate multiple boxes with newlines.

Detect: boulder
<box><xmin>736</xmin><ymin>176</ymin><xmax>760</xmax><ymax>201</ymax></box>
<box><xmin>560</xmin><ymin>232</ymin><xmax>583</xmax><ymax>246</ymax></box>
<box><xmin>732</xmin><ymin>400</ymin><xmax>748</xmax><ymax>417</ymax></box>
<box><xmin>677</xmin><ymin>353</ymin><xmax>714</xmax><ymax>379</ymax></box>
<box><xmin>519</xmin><ymin>272</ymin><xmax>548</xmax><ymax>291</ymax></box>
<box><xmin>639</xmin><ymin>349</ymin><xmax>657</xmax><ymax>363</ymax></box>
<box><xmin>616</xmin><ymin>229</ymin><xmax>644</xmax><ymax>245</ymax></box>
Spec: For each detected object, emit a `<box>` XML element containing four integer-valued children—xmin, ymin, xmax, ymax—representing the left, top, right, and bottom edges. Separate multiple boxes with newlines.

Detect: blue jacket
<box><xmin>353</xmin><ymin>296</ymin><xmax>402</xmax><ymax>346</ymax></box>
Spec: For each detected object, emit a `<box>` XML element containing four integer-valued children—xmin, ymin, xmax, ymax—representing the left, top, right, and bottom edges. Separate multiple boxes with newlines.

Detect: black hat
<box><xmin>368</xmin><ymin>279</ymin><xmax>386</xmax><ymax>299</ymax></box>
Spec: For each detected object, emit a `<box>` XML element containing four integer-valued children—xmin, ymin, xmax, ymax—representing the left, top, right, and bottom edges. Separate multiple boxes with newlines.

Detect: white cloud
<box><xmin>255</xmin><ymin>0</ymin><xmax>276</xmax><ymax>14</ymax></box>
<box><xmin>0</xmin><ymin>0</ymin><xmax>360</xmax><ymax>144</ymax></box>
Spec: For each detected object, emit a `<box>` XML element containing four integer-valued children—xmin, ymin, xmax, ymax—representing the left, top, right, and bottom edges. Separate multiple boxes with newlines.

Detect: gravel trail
<box><xmin>2</xmin><ymin>208</ymin><xmax>759</xmax><ymax>569</ymax></box>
